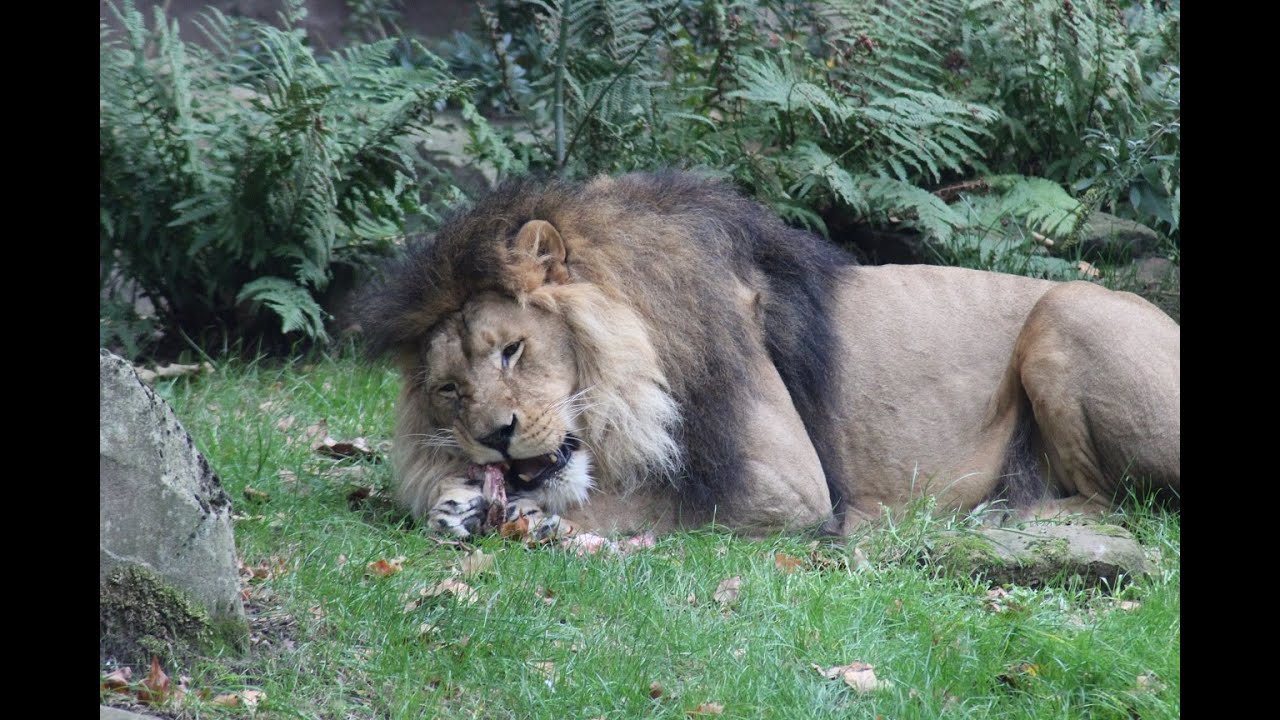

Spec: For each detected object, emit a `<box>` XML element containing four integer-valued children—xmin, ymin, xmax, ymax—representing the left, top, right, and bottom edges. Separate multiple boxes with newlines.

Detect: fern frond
<box><xmin>235</xmin><ymin>277</ymin><xmax>330</xmax><ymax>339</ymax></box>
<box><xmin>860</xmin><ymin>176</ymin><xmax>962</xmax><ymax>243</ymax></box>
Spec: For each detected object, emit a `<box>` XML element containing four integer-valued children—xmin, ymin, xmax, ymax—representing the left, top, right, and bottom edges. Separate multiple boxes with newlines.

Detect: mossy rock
<box><xmin>100</xmin><ymin>564</ymin><xmax>246</xmax><ymax>667</ymax></box>
<box><xmin>927</xmin><ymin>523</ymin><xmax>1150</xmax><ymax>589</ymax></box>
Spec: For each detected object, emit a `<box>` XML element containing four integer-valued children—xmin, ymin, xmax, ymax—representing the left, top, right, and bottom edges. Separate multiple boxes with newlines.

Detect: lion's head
<box><xmin>362</xmin><ymin>207</ymin><xmax>685</xmax><ymax>518</ymax></box>
<box><xmin>397</xmin><ymin>288</ymin><xmax>598</xmax><ymax>513</ymax></box>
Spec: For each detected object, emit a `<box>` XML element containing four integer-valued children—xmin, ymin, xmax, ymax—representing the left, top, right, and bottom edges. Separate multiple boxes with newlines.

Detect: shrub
<box><xmin>100</xmin><ymin>0</ymin><xmax>503</xmax><ymax>358</ymax></box>
<box><xmin>445</xmin><ymin>0</ymin><xmax>1178</xmax><ymax>269</ymax></box>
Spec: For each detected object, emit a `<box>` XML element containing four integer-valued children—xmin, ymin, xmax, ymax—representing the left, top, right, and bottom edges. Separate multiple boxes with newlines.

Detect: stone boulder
<box><xmin>1074</xmin><ymin>211</ymin><xmax>1162</xmax><ymax>261</ymax></box>
<box><xmin>927</xmin><ymin>523</ymin><xmax>1150</xmax><ymax>589</ymax></box>
<box><xmin>100</xmin><ymin>350</ymin><xmax>245</xmax><ymax>664</ymax></box>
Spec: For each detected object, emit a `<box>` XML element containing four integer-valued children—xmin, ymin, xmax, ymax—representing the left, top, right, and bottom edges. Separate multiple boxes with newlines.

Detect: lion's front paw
<box><xmin>530</xmin><ymin>514</ymin><xmax>572</xmax><ymax>542</ymax></box>
<box><xmin>505</xmin><ymin>496</ymin><xmax>546</xmax><ymax>523</ymax></box>
<box><xmin>428</xmin><ymin>487</ymin><xmax>487</xmax><ymax>538</ymax></box>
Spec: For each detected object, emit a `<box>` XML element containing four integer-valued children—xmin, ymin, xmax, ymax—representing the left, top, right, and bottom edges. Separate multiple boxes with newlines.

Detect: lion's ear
<box><xmin>514</xmin><ymin>219</ymin><xmax>570</xmax><ymax>286</ymax></box>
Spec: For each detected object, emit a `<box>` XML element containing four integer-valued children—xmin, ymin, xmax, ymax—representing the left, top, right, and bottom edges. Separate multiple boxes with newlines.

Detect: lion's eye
<box><xmin>437</xmin><ymin>382</ymin><xmax>457</xmax><ymax>395</ymax></box>
<box><xmin>501</xmin><ymin>340</ymin><xmax>524</xmax><ymax>369</ymax></box>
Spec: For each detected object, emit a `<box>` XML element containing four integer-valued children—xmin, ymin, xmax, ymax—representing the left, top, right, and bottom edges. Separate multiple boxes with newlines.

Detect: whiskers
<box><xmin>552</xmin><ymin>387</ymin><xmax>596</xmax><ymax>423</ymax></box>
<box><xmin>404</xmin><ymin>429</ymin><xmax>460</xmax><ymax>450</ymax></box>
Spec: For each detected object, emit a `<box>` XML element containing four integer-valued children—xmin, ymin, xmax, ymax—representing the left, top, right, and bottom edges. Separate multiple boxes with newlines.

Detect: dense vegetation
<box><xmin>101</xmin><ymin>0</ymin><xmax>1179</xmax><ymax>361</ymax></box>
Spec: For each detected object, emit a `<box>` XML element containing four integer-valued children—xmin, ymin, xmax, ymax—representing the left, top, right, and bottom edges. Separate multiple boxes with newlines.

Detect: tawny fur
<box><xmin>358</xmin><ymin>171</ymin><xmax>1180</xmax><ymax>536</ymax></box>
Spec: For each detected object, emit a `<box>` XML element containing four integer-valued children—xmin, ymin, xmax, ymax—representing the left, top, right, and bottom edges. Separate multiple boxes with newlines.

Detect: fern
<box><xmin>236</xmin><ymin>277</ymin><xmax>329</xmax><ymax>339</ymax></box>
<box><xmin>983</xmin><ymin>175</ymin><xmax>1086</xmax><ymax>239</ymax></box>
<box><xmin>712</xmin><ymin>1</ymin><xmax>994</xmax><ymax>242</ymax></box>
<box><xmin>451</xmin><ymin>0</ymin><xmax>1175</xmax><ymax>260</ymax></box>
<box><xmin>727</xmin><ymin>56</ymin><xmax>852</xmax><ymax>135</ymax></box>
<box><xmin>101</xmin><ymin>0</ymin><xmax>498</xmax><ymax>358</ymax></box>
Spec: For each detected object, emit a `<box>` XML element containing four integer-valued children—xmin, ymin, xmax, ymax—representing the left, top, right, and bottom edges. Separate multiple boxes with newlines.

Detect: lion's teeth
<box><xmin>547</xmin><ymin>453</ymin><xmax>558</xmax><ymax>463</ymax></box>
<box><xmin>518</xmin><ymin>473</ymin><xmax>532</xmax><ymax>482</ymax></box>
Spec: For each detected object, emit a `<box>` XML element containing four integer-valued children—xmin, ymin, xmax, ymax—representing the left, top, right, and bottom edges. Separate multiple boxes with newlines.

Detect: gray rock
<box><xmin>928</xmin><ymin>523</ymin><xmax>1150</xmax><ymax>589</ymax></box>
<box><xmin>1074</xmin><ymin>211</ymin><xmax>1161</xmax><ymax>260</ymax></box>
<box><xmin>100</xmin><ymin>349</ymin><xmax>245</xmax><ymax>663</ymax></box>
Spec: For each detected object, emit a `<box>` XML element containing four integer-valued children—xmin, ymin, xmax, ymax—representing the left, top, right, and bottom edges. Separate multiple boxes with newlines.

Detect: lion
<box><xmin>356</xmin><ymin>171</ymin><xmax>1179</xmax><ymax>538</ymax></box>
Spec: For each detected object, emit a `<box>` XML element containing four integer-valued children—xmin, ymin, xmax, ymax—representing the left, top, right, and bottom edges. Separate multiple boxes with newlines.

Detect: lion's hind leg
<box><xmin>1013</xmin><ymin>282</ymin><xmax>1180</xmax><ymax>518</ymax></box>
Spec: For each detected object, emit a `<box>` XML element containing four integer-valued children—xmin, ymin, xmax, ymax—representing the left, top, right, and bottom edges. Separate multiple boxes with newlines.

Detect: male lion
<box><xmin>357</xmin><ymin>171</ymin><xmax>1179</xmax><ymax>538</ymax></box>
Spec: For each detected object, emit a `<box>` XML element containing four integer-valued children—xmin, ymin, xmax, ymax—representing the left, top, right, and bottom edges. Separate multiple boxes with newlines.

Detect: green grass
<box><xmin>106</xmin><ymin>351</ymin><xmax>1180</xmax><ymax>719</ymax></box>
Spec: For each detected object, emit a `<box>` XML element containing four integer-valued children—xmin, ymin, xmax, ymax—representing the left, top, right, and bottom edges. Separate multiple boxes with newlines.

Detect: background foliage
<box><xmin>101</xmin><ymin>0</ymin><xmax>1179</xmax><ymax>360</ymax></box>
<box><xmin>100</xmin><ymin>0</ymin><xmax>504</xmax><ymax>357</ymax></box>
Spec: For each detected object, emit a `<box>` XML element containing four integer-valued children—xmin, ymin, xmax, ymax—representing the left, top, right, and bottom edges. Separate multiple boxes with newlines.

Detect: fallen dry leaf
<box><xmin>418</xmin><ymin>623</ymin><xmax>437</xmax><ymax>637</ymax></box>
<box><xmin>277</xmin><ymin>469</ymin><xmax>297</xmax><ymax>484</ymax></box>
<box><xmin>243</xmin><ymin>486</ymin><xmax>270</xmax><ymax>502</ymax></box>
<box><xmin>258</xmin><ymin>400</ymin><xmax>282</xmax><ymax>412</ymax></box>
<box><xmin>813</xmin><ymin>662</ymin><xmax>889</xmax><ymax>694</ymax></box>
<box><xmin>774</xmin><ymin>552</ymin><xmax>804</xmax><ymax>574</ymax></box>
<box><xmin>1077</xmin><ymin>260</ymin><xmax>1101</xmax><ymax>278</ymax></box>
<box><xmin>101</xmin><ymin>667</ymin><xmax>132</xmax><ymax>692</ymax></box>
<box><xmin>731</xmin><ymin>647</ymin><xmax>747</xmax><ymax>660</ymax></box>
<box><xmin>985</xmin><ymin>587</ymin><xmax>1011</xmax><ymax>612</ymax></box>
<box><xmin>315</xmin><ymin>435</ymin><xmax>378</xmax><ymax>460</ymax></box>
<box><xmin>421</xmin><ymin>578</ymin><xmax>478</xmax><ymax>604</ymax></box>
<box><xmin>686</xmin><ymin>592</ymin><xmax>699</xmax><ymax>606</ymax></box>
<box><xmin>302</xmin><ymin>419</ymin><xmax>329</xmax><ymax>443</ymax></box>
<box><xmin>366</xmin><ymin>557</ymin><xmax>405</xmax><ymax>577</ymax></box>
<box><xmin>499</xmin><ymin>516</ymin><xmax>531</xmax><ymax>540</ymax></box>
<box><xmin>997</xmin><ymin>662</ymin><xmax>1040</xmax><ymax>689</ymax></box>
<box><xmin>1136</xmin><ymin>672</ymin><xmax>1165</xmax><ymax>692</ymax></box>
<box><xmin>713</xmin><ymin>577</ymin><xmax>742</xmax><ymax>606</ymax></box>
<box><xmin>210</xmin><ymin>689</ymin><xmax>263</xmax><ymax>708</ymax></box>
<box><xmin>137</xmin><ymin>656</ymin><xmax>172</xmax><ymax>705</ymax></box>
<box><xmin>133</xmin><ymin>361</ymin><xmax>212</xmax><ymax>384</ymax></box>
<box><xmin>535</xmin><ymin>586</ymin><xmax>557</xmax><ymax>605</ymax></box>
<box><xmin>323</xmin><ymin>464</ymin><xmax>371</xmax><ymax>482</ymax></box>
<box><xmin>1117</xmin><ymin>600</ymin><xmax>1142</xmax><ymax>611</ymax></box>
<box><xmin>275</xmin><ymin>415</ymin><xmax>296</xmax><ymax>432</ymax></box>
<box><xmin>532</xmin><ymin>661</ymin><xmax>557</xmax><ymax>679</ymax></box>
<box><xmin>851</xmin><ymin>546</ymin><xmax>871</xmax><ymax>571</ymax></box>
<box><xmin>687</xmin><ymin>702</ymin><xmax>725</xmax><ymax>716</ymax></box>
<box><xmin>649</xmin><ymin>681</ymin><xmax>664</xmax><ymax>699</ymax></box>
<box><xmin>336</xmin><ymin>554</ymin><xmax>347</xmax><ymax>568</ymax></box>
<box><xmin>458</xmin><ymin>549</ymin><xmax>495</xmax><ymax>577</ymax></box>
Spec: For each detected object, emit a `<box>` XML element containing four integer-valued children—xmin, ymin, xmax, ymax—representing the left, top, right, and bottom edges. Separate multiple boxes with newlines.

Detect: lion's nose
<box><xmin>477</xmin><ymin>415</ymin><xmax>518</xmax><ymax>454</ymax></box>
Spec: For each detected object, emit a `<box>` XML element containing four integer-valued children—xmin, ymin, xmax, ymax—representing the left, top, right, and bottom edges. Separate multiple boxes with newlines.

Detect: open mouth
<box><xmin>505</xmin><ymin>434</ymin><xmax>579</xmax><ymax>490</ymax></box>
